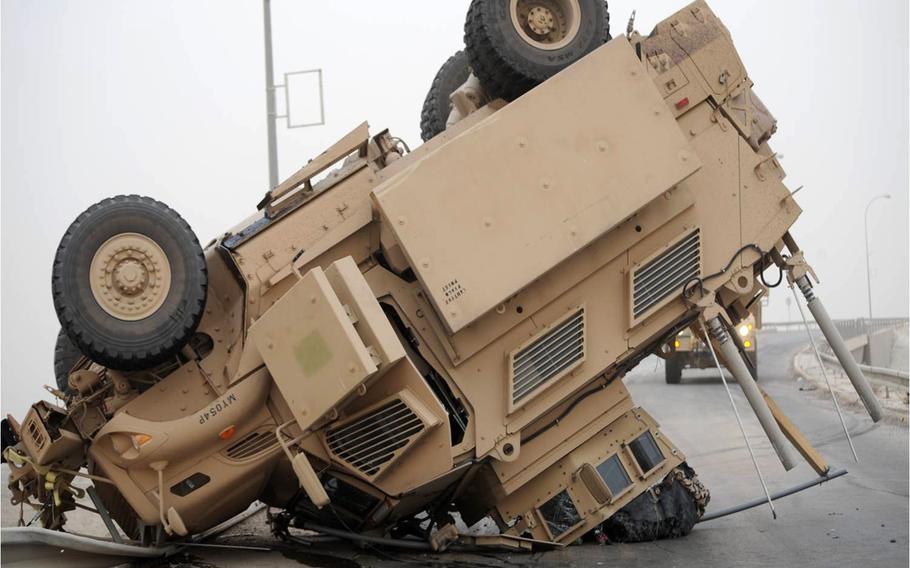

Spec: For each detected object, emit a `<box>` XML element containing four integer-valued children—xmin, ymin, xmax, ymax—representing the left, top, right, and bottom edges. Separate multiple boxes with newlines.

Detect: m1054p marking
<box><xmin>198</xmin><ymin>393</ymin><xmax>238</xmax><ymax>425</ymax></box>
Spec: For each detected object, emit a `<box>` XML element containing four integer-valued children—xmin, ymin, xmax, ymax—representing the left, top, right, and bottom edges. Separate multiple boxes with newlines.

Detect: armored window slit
<box><xmin>628</xmin><ymin>431</ymin><xmax>665</xmax><ymax>477</ymax></box>
<box><xmin>596</xmin><ymin>454</ymin><xmax>634</xmax><ymax>500</ymax></box>
<box><xmin>537</xmin><ymin>490</ymin><xmax>583</xmax><ymax>540</ymax></box>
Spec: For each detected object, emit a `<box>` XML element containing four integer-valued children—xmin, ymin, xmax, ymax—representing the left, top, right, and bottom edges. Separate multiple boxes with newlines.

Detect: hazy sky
<box><xmin>2</xmin><ymin>0</ymin><xmax>908</xmax><ymax>417</ymax></box>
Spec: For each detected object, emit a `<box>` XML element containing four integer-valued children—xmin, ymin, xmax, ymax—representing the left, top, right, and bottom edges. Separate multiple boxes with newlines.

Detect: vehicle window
<box><xmin>538</xmin><ymin>490</ymin><xmax>581</xmax><ymax>538</ymax></box>
<box><xmin>595</xmin><ymin>454</ymin><xmax>632</xmax><ymax>497</ymax></box>
<box><xmin>629</xmin><ymin>431</ymin><xmax>664</xmax><ymax>473</ymax></box>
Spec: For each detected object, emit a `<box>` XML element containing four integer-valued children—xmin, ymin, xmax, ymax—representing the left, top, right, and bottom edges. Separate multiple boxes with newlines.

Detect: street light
<box><xmin>262</xmin><ymin>0</ymin><xmax>326</xmax><ymax>190</ymax></box>
<box><xmin>864</xmin><ymin>193</ymin><xmax>890</xmax><ymax>321</ymax></box>
<box><xmin>263</xmin><ymin>0</ymin><xmax>279</xmax><ymax>189</ymax></box>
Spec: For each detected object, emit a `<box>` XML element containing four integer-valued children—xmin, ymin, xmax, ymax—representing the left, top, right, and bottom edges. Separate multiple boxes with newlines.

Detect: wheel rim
<box><xmin>90</xmin><ymin>232</ymin><xmax>172</xmax><ymax>321</ymax></box>
<box><xmin>509</xmin><ymin>0</ymin><xmax>581</xmax><ymax>51</ymax></box>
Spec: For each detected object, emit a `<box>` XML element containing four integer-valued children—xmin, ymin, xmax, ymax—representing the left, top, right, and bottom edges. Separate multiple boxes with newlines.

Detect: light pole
<box><xmin>263</xmin><ymin>0</ymin><xmax>279</xmax><ymax>189</ymax></box>
<box><xmin>262</xmin><ymin>0</ymin><xmax>325</xmax><ymax>189</ymax></box>
<box><xmin>864</xmin><ymin>193</ymin><xmax>890</xmax><ymax>321</ymax></box>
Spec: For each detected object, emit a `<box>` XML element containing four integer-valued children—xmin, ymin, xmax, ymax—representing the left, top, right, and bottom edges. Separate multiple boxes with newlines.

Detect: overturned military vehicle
<box><xmin>3</xmin><ymin>0</ymin><xmax>880</xmax><ymax>552</ymax></box>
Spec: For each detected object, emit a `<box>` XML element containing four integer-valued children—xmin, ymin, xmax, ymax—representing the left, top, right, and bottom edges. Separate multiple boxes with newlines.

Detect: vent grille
<box><xmin>326</xmin><ymin>397</ymin><xmax>425</xmax><ymax>478</ymax></box>
<box><xmin>223</xmin><ymin>430</ymin><xmax>279</xmax><ymax>461</ymax></box>
<box><xmin>511</xmin><ymin>309</ymin><xmax>585</xmax><ymax>405</ymax></box>
<box><xmin>632</xmin><ymin>229</ymin><xmax>701</xmax><ymax>319</ymax></box>
<box><xmin>26</xmin><ymin>418</ymin><xmax>46</xmax><ymax>450</ymax></box>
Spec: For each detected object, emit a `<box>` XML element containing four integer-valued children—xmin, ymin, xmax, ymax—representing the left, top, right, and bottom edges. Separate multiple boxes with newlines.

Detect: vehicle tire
<box><xmin>1</xmin><ymin>418</ymin><xmax>18</xmax><ymax>463</ymax></box>
<box><xmin>52</xmin><ymin>195</ymin><xmax>207</xmax><ymax>370</ymax></box>
<box><xmin>464</xmin><ymin>0</ymin><xmax>611</xmax><ymax>101</ymax></box>
<box><xmin>420</xmin><ymin>50</ymin><xmax>472</xmax><ymax>142</ymax></box>
<box><xmin>53</xmin><ymin>328</ymin><xmax>82</xmax><ymax>393</ymax></box>
<box><xmin>665</xmin><ymin>356</ymin><xmax>682</xmax><ymax>384</ymax></box>
<box><xmin>601</xmin><ymin>462</ymin><xmax>709</xmax><ymax>543</ymax></box>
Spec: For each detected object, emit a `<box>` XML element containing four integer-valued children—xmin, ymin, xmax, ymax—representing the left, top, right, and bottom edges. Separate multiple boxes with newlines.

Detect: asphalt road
<box><xmin>3</xmin><ymin>331</ymin><xmax>907</xmax><ymax>567</ymax></box>
<box><xmin>163</xmin><ymin>330</ymin><xmax>908</xmax><ymax>568</ymax></box>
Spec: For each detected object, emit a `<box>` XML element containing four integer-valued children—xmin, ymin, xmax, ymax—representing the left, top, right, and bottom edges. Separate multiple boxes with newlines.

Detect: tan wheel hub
<box><xmin>510</xmin><ymin>0</ymin><xmax>581</xmax><ymax>51</ymax></box>
<box><xmin>528</xmin><ymin>6</ymin><xmax>555</xmax><ymax>36</ymax></box>
<box><xmin>90</xmin><ymin>232</ymin><xmax>171</xmax><ymax>321</ymax></box>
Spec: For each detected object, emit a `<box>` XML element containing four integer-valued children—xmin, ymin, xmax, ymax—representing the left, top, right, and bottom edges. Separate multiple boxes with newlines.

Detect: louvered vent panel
<box><xmin>224</xmin><ymin>431</ymin><xmax>279</xmax><ymax>461</ymax></box>
<box><xmin>26</xmin><ymin>418</ymin><xmax>46</xmax><ymax>450</ymax></box>
<box><xmin>632</xmin><ymin>229</ymin><xmax>700</xmax><ymax>319</ymax></box>
<box><xmin>511</xmin><ymin>309</ymin><xmax>585</xmax><ymax>405</ymax></box>
<box><xmin>326</xmin><ymin>398</ymin><xmax>425</xmax><ymax>478</ymax></box>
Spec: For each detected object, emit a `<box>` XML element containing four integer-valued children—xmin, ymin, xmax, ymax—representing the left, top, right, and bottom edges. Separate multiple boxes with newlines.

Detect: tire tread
<box><xmin>51</xmin><ymin>195</ymin><xmax>207</xmax><ymax>370</ymax></box>
<box><xmin>420</xmin><ymin>50</ymin><xmax>472</xmax><ymax>141</ymax></box>
<box><xmin>464</xmin><ymin>0</ymin><xmax>610</xmax><ymax>101</ymax></box>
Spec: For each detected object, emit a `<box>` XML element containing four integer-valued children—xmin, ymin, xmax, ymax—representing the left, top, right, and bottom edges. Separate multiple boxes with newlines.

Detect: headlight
<box><xmin>738</xmin><ymin>325</ymin><xmax>749</xmax><ymax>337</ymax></box>
<box><xmin>744</xmin><ymin>340</ymin><xmax>752</xmax><ymax>348</ymax></box>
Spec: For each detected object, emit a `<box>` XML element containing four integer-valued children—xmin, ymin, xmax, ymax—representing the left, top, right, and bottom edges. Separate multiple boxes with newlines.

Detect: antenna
<box><xmin>626</xmin><ymin>9</ymin><xmax>636</xmax><ymax>36</ymax></box>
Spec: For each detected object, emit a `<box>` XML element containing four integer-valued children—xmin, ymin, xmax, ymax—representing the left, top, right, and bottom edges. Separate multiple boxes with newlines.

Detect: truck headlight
<box><xmin>738</xmin><ymin>325</ymin><xmax>749</xmax><ymax>337</ymax></box>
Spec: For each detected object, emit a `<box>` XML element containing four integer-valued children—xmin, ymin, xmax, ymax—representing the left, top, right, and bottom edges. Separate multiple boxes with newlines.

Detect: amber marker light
<box><xmin>132</xmin><ymin>434</ymin><xmax>152</xmax><ymax>447</ymax></box>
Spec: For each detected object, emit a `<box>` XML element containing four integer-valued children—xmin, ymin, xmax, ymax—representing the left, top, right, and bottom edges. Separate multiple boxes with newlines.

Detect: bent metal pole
<box><xmin>794</xmin><ymin>276</ymin><xmax>883</xmax><ymax>423</ymax></box>
<box><xmin>705</xmin><ymin>317</ymin><xmax>799</xmax><ymax>471</ymax></box>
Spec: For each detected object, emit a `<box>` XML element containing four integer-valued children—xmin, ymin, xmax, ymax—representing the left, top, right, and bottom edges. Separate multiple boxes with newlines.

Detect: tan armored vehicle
<box><xmin>3</xmin><ymin>0</ymin><xmax>882</xmax><ymax>552</ymax></box>
<box><xmin>666</xmin><ymin>309</ymin><xmax>759</xmax><ymax>384</ymax></box>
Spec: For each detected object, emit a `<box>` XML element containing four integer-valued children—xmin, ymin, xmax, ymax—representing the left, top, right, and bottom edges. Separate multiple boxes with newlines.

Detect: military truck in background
<box><xmin>666</xmin><ymin>309</ymin><xmax>760</xmax><ymax>384</ymax></box>
<box><xmin>2</xmin><ymin>0</ymin><xmax>884</xmax><ymax>553</ymax></box>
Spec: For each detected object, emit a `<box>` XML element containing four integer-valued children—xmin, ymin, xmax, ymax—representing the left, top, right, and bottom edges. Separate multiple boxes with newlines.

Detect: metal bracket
<box><xmin>86</xmin><ymin>486</ymin><xmax>123</xmax><ymax>543</ymax></box>
<box><xmin>782</xmin><ymin>251</ymin><xmax>819</xmax><ymax>286</ymax></box>
<box><xmin>753</xmin><ymin>152</ymin><xmax>779</xmax><ymax>181</ymax></box>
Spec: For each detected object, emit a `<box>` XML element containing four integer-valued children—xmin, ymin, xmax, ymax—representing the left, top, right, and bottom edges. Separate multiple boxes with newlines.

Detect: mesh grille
<box><xmin>632</xmin><ymin>229</ymin><xmax>700</xmax><ymax>319</ymax></box>
<box><xmin>223</xmin><ymin>430</ymin><xmax>279</xmax><ymax>461</ymax></box>
<box><xmin>325</xmin><ymin>398</ymin><xmax>424</xmax><ymax>478</ymax></box>
<box><xmin>511</xmin><ymin>309</ymin><xmax>585</xmax><ymax>404</ymax></box>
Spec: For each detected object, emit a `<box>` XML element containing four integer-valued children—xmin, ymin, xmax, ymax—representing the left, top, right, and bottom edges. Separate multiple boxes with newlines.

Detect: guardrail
<box><xmin>817</xmin><ymin>350</ymin><xmax>909</xmax><ymax>394</ymax></box>
<box><xmin>771</xmin><ymin>318</ymin><xmax>908</xmax><ymax>397</ymax></box>
<box><xmin>831</xmin><ymin>318</ymin><xmax>908</xmax><ymax>340</ymax></box>
<box><xmin>763</xmin><ymin>318</ymin><xmax>909</xmax><ymax>337</ymax></box>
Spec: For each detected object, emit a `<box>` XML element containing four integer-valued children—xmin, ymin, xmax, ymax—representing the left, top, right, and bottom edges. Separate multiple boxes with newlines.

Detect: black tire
<box><xmin>665</xmin><ymin>356</ymin><xmax>682</xmax><ymax>384</ymax></box>
<box><xmin>420</xmin><ymin>50</ymin><xmax>472</xmax><ymax>142</ymax></box>
<box><xmin>464</xmin><ymin>0</ymin><xmax>610</xmax><ymax>101</ymax></box>
<box><xmin>52</xmin><ymin>195</ymin><xmax>207</xmax><ymax>370</ymax></box>
<box><xmin>54</xmin><ymin>328</ymin><xmax>82</xmax><ymax>393</ymax></box>
<box><xmin>2</xmin><ymin>418</ymin><xmax>19</xmax><ymax>463</ymax></box>
<box><xmin>601</xmin><ymin>463</ymin><xmax>708</xmax><ymax>543</ymax></box>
